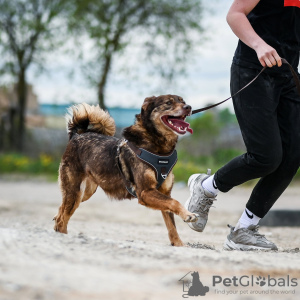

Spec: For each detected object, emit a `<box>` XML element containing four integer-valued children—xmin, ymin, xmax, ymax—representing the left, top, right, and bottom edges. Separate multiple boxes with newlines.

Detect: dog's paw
<box><xmin>171</xmin><ymin>240</ymin><xmax>185</xmax><ymax>247</ymax></box>
<box><xmin>54</xmin><ymin>223</ymin><xmax>68</xmax><ymax>234</ymax></box>
<box><xmin>53</xmin><ymin>216</ymin><xmax>68</xmax><ymax>234</ymax></box>
<box><xmin>183</xmin><ymin>213</ymin><xmax>199</xmax><ymax>223</ymax></box>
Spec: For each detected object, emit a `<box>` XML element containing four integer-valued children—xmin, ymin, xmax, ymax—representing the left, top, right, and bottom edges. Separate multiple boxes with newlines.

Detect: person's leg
<box><xmin>246</xmin><ymin>76</ymin><xmax>300</xmax><ymax>218</ymax></box>
<box><xmin>214</xmin><ymin>64</ymin><xmax>284</xmax><ymax>192</ymax></box>
<box><xmin>185</xmin><ymin>64</ymin><xmax>283</xmax><ymax>233</ymax></box>
<box><xmin>224</xmin><ymin>75</ymin><xmax>300</xmax><ymax>251</ymax></box>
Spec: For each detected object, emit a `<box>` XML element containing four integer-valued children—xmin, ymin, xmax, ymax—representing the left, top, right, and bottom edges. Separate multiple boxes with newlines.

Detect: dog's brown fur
<box><xmin>53</xmin><ymin>95</ymin><xmax>197</xmax><ymax>246</ymax></box>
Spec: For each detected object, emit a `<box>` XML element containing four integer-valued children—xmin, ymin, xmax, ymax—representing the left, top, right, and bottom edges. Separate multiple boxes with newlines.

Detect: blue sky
<box><xmin>28</xmin><ymin>0</ymin><xmax>238</xmax><ymax>110</ymax></box>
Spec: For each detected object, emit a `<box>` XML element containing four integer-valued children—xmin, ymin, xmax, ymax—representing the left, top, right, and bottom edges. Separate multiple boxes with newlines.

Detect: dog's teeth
<box><xmin>168</xmin><ymin>120</ymin><xmax>173</xmax><ymax>125</ymax></box>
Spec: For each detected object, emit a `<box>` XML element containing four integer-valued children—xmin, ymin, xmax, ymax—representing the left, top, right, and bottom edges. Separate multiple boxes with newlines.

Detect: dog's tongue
<box><xmin>169</xmin><ymin>118</ymin><xmax>193</xmax><ymax>134</ymax></box>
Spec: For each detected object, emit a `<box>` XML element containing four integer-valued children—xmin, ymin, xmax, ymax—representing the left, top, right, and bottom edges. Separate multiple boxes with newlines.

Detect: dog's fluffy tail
<box><xmin>66</xmin><ymin>103</ymin><xmax>116</xmax><ymax>139</ymax></box>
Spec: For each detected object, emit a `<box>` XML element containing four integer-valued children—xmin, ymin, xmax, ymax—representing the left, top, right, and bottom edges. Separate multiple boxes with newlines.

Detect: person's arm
<box><xmin>227</xmin><ymin>0</ymin><xmax>282</xmax><ymax>67</ymax></box>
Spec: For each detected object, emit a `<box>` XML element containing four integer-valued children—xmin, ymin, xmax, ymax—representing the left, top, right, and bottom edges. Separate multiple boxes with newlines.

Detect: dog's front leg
<box><xmin>138</xmin><ymin>189</ymin><xmax>197</xmax><ymax>247</ymax></box>
<box><xmin>161</xmin><ymin>211</ymin><xmax>184</xmax><ymax>247</ymax></box>
<box><xmin>138</xmin><ymin>188</ymin><xmax>198</xmax><ymax>223</ymax></box>
<box><xmin>134</xmin><ymin>170</ymin><xmax>197</xmax><ymax>246</ymax></box>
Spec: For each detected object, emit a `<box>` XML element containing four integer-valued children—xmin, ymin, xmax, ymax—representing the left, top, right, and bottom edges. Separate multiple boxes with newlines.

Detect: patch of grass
<box><xmin>1</xmin><ymin>149</ymin><xmax>300</xmax><ymax>185</ymax></box>
<box><xmin>174</xmin><ymin>148</ymin><xmax>244</xmax><ymax>183</ymax></box>
<box><xmin>0</xmin><ymin>153</ymin><xmax>60</xmax><ymax>177</ymax></box>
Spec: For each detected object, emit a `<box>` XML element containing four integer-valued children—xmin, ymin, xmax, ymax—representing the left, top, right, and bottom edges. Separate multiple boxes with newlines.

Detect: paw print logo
<box><xmin>256</xmin><ymin>276</ymin><xmax>266</xmax><ymax>286</ymax></box>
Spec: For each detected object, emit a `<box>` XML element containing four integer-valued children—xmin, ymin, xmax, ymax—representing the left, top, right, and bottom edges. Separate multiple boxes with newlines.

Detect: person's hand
<box><xmin>254</xmin><ymin>43</ymin><xmax>282</xmax><ymax>68</ymax></box>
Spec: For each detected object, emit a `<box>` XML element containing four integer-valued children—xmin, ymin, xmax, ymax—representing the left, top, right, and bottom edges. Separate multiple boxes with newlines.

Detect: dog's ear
<box><xmin>141</xmin><ymin>96</ymin><xmax>156</xmax><ymax>114</ymax></box>
<box><xmin>139</xmin><ymin>95</ymin><xmax>163</xmax><ymax>137</ymax></box>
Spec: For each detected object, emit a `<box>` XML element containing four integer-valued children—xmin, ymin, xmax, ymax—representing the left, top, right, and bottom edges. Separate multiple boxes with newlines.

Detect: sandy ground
<box><xmin>0</xmin><ymin>176</ymin><xmax>300</xmax><ymax>300</ymax></box>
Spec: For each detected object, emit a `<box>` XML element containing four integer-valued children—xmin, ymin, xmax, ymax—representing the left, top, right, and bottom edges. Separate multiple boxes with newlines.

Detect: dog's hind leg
<box><xmin>81</xmin><ymin>179</ymin><xmax>98</xmax><ymax>202</ymax></box>
<box><xmin>161</xmin><ymin>211</ymin><xmax>184</xmax><ymax>247</ymax></box>
<box><xmin>53</xmin><ymin>166</ymin><xmax>85</xmax><ymax>234</ymax></box>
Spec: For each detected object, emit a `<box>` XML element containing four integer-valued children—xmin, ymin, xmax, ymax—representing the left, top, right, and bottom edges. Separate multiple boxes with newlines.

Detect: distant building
<box><xmin>39</xmin><ymin>104</ymin><xmax>140</xmax><ymax>128</ymax></box>
<box><xmin>1</xmin><ymin>85</ymin><xmax>140</xmax><ymax>129</ymax></box>
<box><xmin>0</xmin><ymin>87</ymin><xmax>11</xmax><ymax>113</ymax></box>
<box><xmin>0</xmin><ymin>84</ymin><xmax>45</xmax><ymax>128</ymax></box>
<box><xmin>0</xmin><ymin>84</ymin><xmax>39</xmax><ymax>114</ymax></box>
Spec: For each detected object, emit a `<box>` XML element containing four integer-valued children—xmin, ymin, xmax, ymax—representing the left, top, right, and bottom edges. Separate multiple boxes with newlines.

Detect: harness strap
<box><xmin>117</xmin><ymin>140</ymin><xmax>178</xmax><ymax>198</ymax></box>
<box><xmin>116</xmin><ymin>140</ymin><xmax>137</xmax><ymax>197</ymax></box>
<box><xmin>127</xmin><ymin>141</ymin><xmax>177</xmax><ymax>184</ymax></box>
<box><xmin>191</xmin><ymin>58</ymin><xmax>300</xmax><ymax>115</ymax></box>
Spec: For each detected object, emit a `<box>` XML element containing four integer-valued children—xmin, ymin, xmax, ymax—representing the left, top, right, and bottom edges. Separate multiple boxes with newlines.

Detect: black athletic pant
<box><xmin>214</xmin><ymin>63</ymin><xmax>300</xmax><ymax>218</ymax></box>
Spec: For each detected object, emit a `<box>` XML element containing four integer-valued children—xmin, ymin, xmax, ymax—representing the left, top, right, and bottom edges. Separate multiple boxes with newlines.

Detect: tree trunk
<box><xmin>98</xmin><ymin>84</ymin><xmax>106</xmax><ymax>110</ymax></box>
<box><xmin>0</xmin><ymin>115</ymin><xmax>4</xmax><ymax>151</ymax></box>
<box><xmin>97</xmin><ymin>53</ymin><xmax>113</xmax><ymax>110</ymax></box>
<box><xmin>16</xmin><ymin>69</ymin><xmax>27</xmax><ymax>151</ymax></box>
<box><xmin>8</xmin><ymin>107</ymin><xmax>17</xmax><ymax>150</ymax></box>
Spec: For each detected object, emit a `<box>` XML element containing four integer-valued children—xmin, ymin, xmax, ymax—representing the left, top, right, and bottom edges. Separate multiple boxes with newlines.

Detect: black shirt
<box><xmin>233</xmin><ymin>0</ymin><xmax>300</xmax><ymax>74</ymax></box>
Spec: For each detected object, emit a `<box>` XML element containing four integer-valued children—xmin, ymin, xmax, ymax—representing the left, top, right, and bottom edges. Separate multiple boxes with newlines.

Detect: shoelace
<box><xmin>228</xmin><ymin>224</ymin><xmax>265</xmax><ymax>238</ymax></box>
<box><xmin>197</xmin><ymin>197</ymin><xmax>216</xmax><ymax>213</ymax></box>
<box><xmin>248</xmin><ymin>225</ymin><xmax>265</xmax><ymax>238</ymax></box>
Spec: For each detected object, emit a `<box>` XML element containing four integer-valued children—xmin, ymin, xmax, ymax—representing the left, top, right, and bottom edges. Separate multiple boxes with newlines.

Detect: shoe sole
<box><xmin>184</xmin><ymin>196</ymin><xmax>203</xmax><ymax>232</ymax></box>
<box><xmin>184</xmin><ymin>174</ymin><xmax>204</xmax><ymax>232</ymax></box>
<box><xmin>223</xmin><ymin>238</ymin><xmax>277</xmax><ymax>251</ymax></box>
<box><xmin>185</xmin><ymin>174</ymin><xmax>200</xmax><ymax>212</ymax></box>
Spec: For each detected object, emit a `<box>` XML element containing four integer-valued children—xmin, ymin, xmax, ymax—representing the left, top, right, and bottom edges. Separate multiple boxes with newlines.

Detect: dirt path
<box><xmin>0</xmin><ymin>177</ymin><xmax>299</xmax><ymax>300</ymax></box>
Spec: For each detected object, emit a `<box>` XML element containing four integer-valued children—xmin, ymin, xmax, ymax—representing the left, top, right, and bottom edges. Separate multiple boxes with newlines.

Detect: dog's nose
<box><xmin>183</xmin><ymin>104</ymin><xmax>192</xmax><ymax>111</ymax></box>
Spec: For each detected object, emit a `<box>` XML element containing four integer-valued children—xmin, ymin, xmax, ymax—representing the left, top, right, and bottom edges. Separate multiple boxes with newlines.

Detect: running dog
<box><xmin>53</xmin><ymin>95</ymin><xmax>198</xmax><ymax>246</ymax></box>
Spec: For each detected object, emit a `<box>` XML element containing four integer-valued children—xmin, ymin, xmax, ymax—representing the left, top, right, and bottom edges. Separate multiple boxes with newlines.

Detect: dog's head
<box><xmin>140</xmin><ymin>95</ymin><xmax>193</xmax><ymax>137</ymax></box>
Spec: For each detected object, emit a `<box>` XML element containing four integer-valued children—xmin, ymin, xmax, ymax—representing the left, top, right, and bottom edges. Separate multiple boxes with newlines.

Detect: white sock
<box><xmin>234</xmin><ymin>208</ymin><xmax>261</xmax><ymax>231</ymax></box>
<box><xmin>202</xmin><ymin>174</ymin><xmax>219</xmax><ymax>196</ymax></box>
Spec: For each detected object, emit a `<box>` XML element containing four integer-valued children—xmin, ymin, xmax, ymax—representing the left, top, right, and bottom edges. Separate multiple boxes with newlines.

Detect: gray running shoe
<box><xmin>223</xmin><ymin>224</ymin><xmax>278</xmax><ymax>251</ymax></box>
<box><xmin>184</xmin><ymin>170</ymin><xmax>217</xmax><ymax>232</ymax></box>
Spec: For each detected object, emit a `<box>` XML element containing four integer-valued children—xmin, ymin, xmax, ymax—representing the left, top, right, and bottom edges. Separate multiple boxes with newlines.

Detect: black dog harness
<box><xmin>117</xmin><ymin>140</ymin><xmax>177</xmax><ymax>198</ymax></box>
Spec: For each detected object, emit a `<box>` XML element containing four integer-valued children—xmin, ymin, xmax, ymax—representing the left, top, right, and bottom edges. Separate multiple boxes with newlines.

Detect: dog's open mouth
<box><xmin>161</xmin><ymin>115</ymin><xmax>193</xmax><ymax>134</ymax></box>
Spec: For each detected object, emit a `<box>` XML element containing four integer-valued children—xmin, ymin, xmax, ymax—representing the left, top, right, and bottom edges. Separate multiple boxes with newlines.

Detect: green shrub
<box><xmin>1</xmin><ymin>150</ymin><xmax>300</xmax><ymax>185</ymax></box>
<box><xmin>0</xmin><ymin>153</ymin><xmax>59</xmax><ymax>175</ymax></box>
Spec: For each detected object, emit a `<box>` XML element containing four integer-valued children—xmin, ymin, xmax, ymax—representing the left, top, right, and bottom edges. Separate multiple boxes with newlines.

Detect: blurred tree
<box><xmin>179</xmin><ymin>111</ymin><xmax>220</xmax><ymax>156</ymax></box>
<box><xmin>69</xmin><ymin>0</ymin><xmax>205</xmax><ymax>109</ymax></box>
<box><xmin>0</xmin><ymin>0</ymin><xmax>68</xmax><ymax>150</ymax></box>
<box><xmin>218</xmin><ymin>107</ymin><xmax>237</xmax><ymax>125</ymax></box>
<box><xmin>179</xmin><ymin>108</ymin><xmax>242</xmax><ymax>156</ymax></box>
<box><xmin>189</xmin><ymin>112</ymin><xmax>220</xmax><ymax>140</ymax></box>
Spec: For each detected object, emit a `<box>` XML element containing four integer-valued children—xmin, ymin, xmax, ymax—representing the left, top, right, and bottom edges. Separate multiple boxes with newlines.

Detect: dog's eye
<box><xmin>167</xmin><ymin>101</ymin><xmax>173</xmax><ymax>105</ymax></box>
